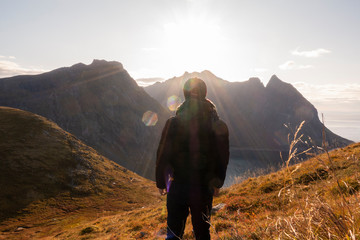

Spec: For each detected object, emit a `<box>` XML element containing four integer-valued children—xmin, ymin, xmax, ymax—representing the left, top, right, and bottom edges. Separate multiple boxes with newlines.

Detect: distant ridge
<box><xmin>0</xmin><ymin>60</ymin><xmax>170</xmax><ymax>179</ymax></box>
<box><xmin>145</xmin><ymin>71</ymin><xmax>352</xmax><ymax>160</ymax></box>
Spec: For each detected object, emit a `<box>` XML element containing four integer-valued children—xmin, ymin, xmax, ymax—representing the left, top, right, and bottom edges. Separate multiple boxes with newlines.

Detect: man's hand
<box><xmin>158</xmin><ymin>188</ymin><xmax>167</xmax><ymax>195</ymax></box>
<box><xmin>213</xmin><ymin>187</ymin><xmax>220</xmax><ymax>197</ymax></box>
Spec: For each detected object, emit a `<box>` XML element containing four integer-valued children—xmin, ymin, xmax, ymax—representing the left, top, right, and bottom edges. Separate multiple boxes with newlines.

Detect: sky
<box><xmin>0</xmin><ymin>0</ymin><xmax>359</xmax><ymax>141</ymax></box>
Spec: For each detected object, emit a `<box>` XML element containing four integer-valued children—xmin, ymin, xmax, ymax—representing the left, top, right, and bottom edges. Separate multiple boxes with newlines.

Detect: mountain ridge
<box><xmin>0</xmin><ymin>60</ymin><xmax>170</xmax><ymax>180</ymax></box>
<box><xmin>145</xmin><ymin>70</ymin><xmax>351</xmax><ymax>148</ymax></box>
<box><xmin>145</xmin><ymin>70</ymin><xmax>352</xmax><ymax>183</ymax></box>
<box><xmin>0</xmin><ymin>61</ymin><xmax>352</xmax><ymax>184</ymax></box>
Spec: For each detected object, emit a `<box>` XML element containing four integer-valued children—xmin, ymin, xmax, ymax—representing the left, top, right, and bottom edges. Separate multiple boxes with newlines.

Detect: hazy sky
<box><xmin>1</xmin><ymin>0</ymin><xmax>359</xmax><ymax>140</ymax></box>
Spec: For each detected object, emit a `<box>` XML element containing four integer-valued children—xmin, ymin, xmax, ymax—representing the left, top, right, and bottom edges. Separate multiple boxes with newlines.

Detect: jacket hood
<box><xmin>176</xmin><ymin>98</ymin><xmax>219</xmax><ymax>122</ymax></box>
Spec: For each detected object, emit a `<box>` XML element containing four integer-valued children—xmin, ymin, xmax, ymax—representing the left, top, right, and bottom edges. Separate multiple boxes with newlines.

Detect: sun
<box><xmin>161</xmin><ymin>13</ymin><xmax>227</xmax><ymax>73</ymax></box>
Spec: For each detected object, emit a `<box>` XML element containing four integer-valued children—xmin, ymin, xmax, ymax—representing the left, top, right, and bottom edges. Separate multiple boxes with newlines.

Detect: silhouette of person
<box><xmin>156</xmin><ymin>78</ymin><xmax>229</xmax><ymax>240</ymax></box>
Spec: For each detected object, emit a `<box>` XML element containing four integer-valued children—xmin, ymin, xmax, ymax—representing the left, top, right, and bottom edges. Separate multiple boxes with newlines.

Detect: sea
<box><xmin>224</xmin><ymin>111</ymin><xmax>360</xmax><ymax>186</ymax></box>
<box><xmin>322</xmin><ymin>111</ymin><xmax>360</xmax><ymax>143</ymax></box>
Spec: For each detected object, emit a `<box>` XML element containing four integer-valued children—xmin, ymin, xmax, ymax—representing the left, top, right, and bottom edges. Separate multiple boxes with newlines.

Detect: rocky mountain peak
<box><xmin>201</xmin><ymin>70</ymin><xmax>213</xmax><ymax>74</ymax></box>
<box><xmin>65</xmin><ymin>60</ymin><xmax>125</xmax><ymax>77</ymax></box>
<box><xmin>247</xmin><ymin>77</ymin><xmax>264</xmax><ymax>88</ymax></box>
<box><xmin>266</xmin><ymin>75</ymin><xmax>303</xmax><ymax>99</ymax></box>
<box><xmin>249</xmin><ymin>77</ymin><xmax>261</xmax><ymax>82</ymax></box>
<box><xmin>67</xmin><ymin>60</ymin><xmax>124</xmax><ymax>72</ymax></box>
<box><xmin>200</xmin><ymin>70</ymin><xmax>217</xmax><ymax>78</ymax></box>
<box><xmin>266</xmin><ymin>74</ymin><xmax>283</xmax><ymax>87</ymax></box>
<box><xmin>69</xmin><ymin>62</ymin><xmax>87</xmax><ymax>70</ymax></box>
<box><xmin>90</xmin><ymin>59</ymin><xmax>123</xmax><ymax>68</ymax></box>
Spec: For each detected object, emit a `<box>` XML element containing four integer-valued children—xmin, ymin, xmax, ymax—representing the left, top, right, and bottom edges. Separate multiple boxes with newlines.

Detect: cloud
<box><xmin>136</xmin><ymin>77</ymin><xmax>165</xmax><ymax>87</ymax></box>
<box><xmin>294</xmin><ymin>82</ymin><xmax>360</xmax><ymax>142</ymax></box>
<box><xmin>291</xmin><ymin>48</ymin><xmax>331</xmax><ymax>58</ymax></box>
<box><xmin>129</xmin><ymin>67</ymin><xmax>168</xmax><ymax>84</ymax></box>
<box><xmin>0</xmin><ymin>60</ymin><xmax>47</xmax><ymax>78</ymax></box>
<box><xmin>0</xmin><ymin>55</ymin><xmax>16</xmax><ymax>59</ymax></box>
<box><xmin>279</xmin><ymin>60</ymin><xmax>314</xmax><ymax>70</ymax></box>
<box><xmin>297</xmin><ymin>65</ymin><xmax>314</xmax><ymax>69</ymax></box>
<box><xmin>294</xmin><ymin>82</ymin><xmax>360</xmax><ymax>103</ymax></box>
<box><xmin>293</xmin><ymin>81</ymin><xmax>360</xmax><ymax>112</ymax></box>
<box><xmin>279</xmin><ymin>60</ymin><xmax>295</xmax><ymax>70</ymax></box>
<box><xmin>294</xmin><ymin>82</ymin><xmax>360</xmax><ymax>98</ymax></box>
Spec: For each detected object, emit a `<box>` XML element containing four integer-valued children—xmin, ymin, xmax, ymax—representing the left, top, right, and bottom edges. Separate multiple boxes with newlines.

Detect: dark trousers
<box><xmin>166</xmin><ymin>182</ymin><xmax>213</xmax><ymax>240</ymax></box>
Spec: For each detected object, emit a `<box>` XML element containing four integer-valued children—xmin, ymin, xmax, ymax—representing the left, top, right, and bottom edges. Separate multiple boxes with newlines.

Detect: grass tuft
<box><xmin>80</xmin><ymin>226</ymin><xmax>97</xmax><ymax>235</ymax></box>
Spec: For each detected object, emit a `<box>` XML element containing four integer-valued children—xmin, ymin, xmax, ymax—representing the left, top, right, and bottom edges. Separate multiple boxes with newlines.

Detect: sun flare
<box><xmin>161</xmin><ymin>14</ymin><xmax>227</xmax><ymax>73</ymax></box>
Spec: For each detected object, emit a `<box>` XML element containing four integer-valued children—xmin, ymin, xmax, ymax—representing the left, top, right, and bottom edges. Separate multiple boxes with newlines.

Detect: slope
<box><xmin>210</xmin><ymin>143</ymin><xmax>360</xmax><ymax>239</ymax></box>
<box><xmin>0</xmin><ymin>60</ymin><xmax>170</xmax><ymax>179</ymax></box>
<box><xmin>0</xmin><ymin>107</ymin><xmax>159</xmax><ymax>238</ymax></box>
<box><xmin>5</xmin><ymin>140</ymin><xmax>358</xmax><ymax>239</ymax></box>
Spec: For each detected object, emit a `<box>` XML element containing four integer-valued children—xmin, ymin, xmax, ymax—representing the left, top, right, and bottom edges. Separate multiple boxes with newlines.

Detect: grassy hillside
<box><xmin>51</xmin><ymin>142</ymin><xmax>358</xmax><ymax>240</ymax></box>
<box><xmin>0</xmin><ymin>107</ymin><xmax>159</xmax><ymax>239</ymax></box>
<box><xmin>1</xmin><ymin>106</ymin><xmax>359</xmax><ymax>239</ymax></box>
<box><xmin>211</xmin><ymin>142</ymin><xmax>360</xmax><ymax>239</ymax></box>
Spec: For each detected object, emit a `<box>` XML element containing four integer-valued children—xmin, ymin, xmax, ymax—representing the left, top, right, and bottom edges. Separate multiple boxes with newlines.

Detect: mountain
<box><xmin>145</xmin><ymin>71</ymin><xmax>352</xmax><ymax>181</ymax></box>
<box><xmin>0</xmin><ymin>107</ymin><xmax>158</xmax><ymax>224</ymax></box>
<box><xmin>0</xmin><ymin>60</ymin><xmax>170</xmax><ymax>179</ymax></box>
<box><xmin>145</xmin><ymin>70</ymin><xmax>351</xmax><ymax>149</ymax></box>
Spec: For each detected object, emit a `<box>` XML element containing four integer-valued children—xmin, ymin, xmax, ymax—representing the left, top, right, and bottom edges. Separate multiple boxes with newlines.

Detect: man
<box><xmin>156</xmin><ymin>78</ymin><xmax>229</xmax><ymax>240</ymax></box>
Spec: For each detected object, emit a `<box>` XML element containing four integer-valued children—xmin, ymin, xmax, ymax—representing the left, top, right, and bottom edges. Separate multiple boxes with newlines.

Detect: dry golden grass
<box><xmin>0</xmin><ymin>107</ymin><xmax>160</xmax><ymax>239</ymax></box>
<box><xmin>209</xmin><ymin>125</ymin><xmax>360</xmax><ymax>240</ymax></box>
<box><xmin>31</xmin><ymin>141</ymin><xmax>357</xmax><ymax>240</ymax></box>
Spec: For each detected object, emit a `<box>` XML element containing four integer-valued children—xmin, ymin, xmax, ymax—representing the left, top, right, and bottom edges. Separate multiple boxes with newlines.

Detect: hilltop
<box><xmin>0</xmin><ymin>107</ymin><xmax>159</xmax><ymax>238</ymax></box>
<box><xmin>109</xmin><ymin>142</ymin><xmax>360</xmax><ymax>239</ymax></box>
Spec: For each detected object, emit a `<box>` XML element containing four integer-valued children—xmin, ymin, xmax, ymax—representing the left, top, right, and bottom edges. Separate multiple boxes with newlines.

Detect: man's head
<box><xmin>183</xmin><ymin>78</ymin><xmax>207</xmax><ymax>100</ymax></box>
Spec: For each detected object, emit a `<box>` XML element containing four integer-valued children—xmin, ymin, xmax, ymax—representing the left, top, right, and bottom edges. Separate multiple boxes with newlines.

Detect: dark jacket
<box><xmin>156</xmin><ymin>98</ymin><xmax>229</xmax><ymax>191</ymax></box>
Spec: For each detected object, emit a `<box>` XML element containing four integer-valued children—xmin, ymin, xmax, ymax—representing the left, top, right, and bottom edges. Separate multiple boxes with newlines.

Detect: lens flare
<box><xmin>142</xmin><ymin>111</ymin><xmax>158</xmax><ymax>126</ymax></box>
<box><xmin>167</xmin><ymin>95</ymin><xmax>181</xmax><ymax>112</ymax></box>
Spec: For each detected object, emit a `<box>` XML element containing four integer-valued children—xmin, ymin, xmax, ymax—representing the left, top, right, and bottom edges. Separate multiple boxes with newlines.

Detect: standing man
<box><xmin>156</xmin><ymin>78</ymin><xmax>229</xmax><ymax>240</ymax></box>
